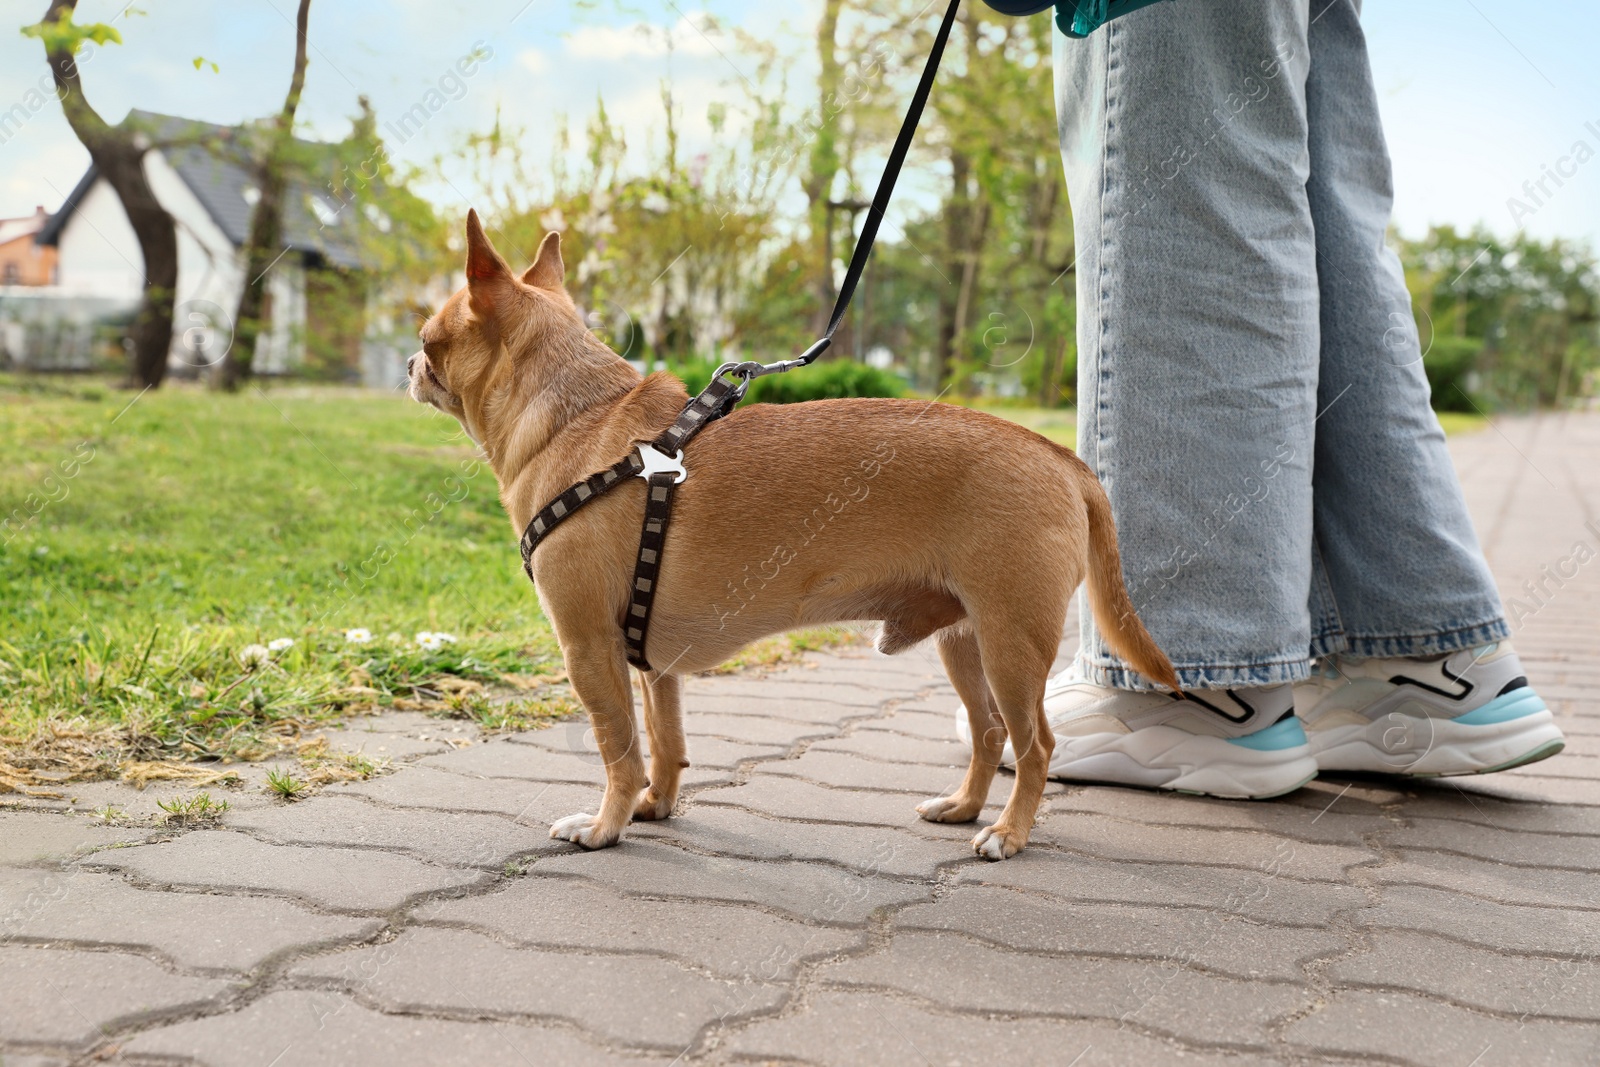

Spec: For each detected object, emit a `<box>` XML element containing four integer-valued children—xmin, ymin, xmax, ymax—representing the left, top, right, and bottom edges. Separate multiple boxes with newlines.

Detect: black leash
<box><xmin>520</xmin><ymin>0</ymin><xmax>962</xmax><ymax>671</ymax></box>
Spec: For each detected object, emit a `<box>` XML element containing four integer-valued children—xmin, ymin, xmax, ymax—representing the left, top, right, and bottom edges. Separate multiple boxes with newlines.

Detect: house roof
<box><xmin>38</xmin><ymin>110</ymin><xmax>370</xmax><ymax>271</ymax></box>
<box><xmin>0</xmin><ymin>210</ymin><xmax>50</xmax><ymax>247</ymax></box>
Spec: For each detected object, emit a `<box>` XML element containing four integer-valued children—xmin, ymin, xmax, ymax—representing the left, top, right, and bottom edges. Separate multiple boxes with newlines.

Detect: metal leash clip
<box><xmin>712</xmin><ymin>341</ymin><xmax>825</xmax><ymax>403</ymax></box>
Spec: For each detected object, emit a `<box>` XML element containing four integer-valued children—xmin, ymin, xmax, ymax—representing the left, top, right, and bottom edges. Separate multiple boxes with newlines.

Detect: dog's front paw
<box><xmin>549</xmin><ymin>812</ymin><xmax>621</xmax><ymax>850</ymax></box>
<box><xmin>972</xmin><ymin>824</ymin><xmax>1024</xmax><ymax>861</ymax></box>
<box><xmin>916</xmin><ymin>795</ymin><xmax>981</xmax><ymax>824</ymax></box>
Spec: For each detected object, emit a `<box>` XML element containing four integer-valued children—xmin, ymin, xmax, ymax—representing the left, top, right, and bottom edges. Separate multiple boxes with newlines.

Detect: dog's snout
<box><xmin>407</xmin><ymin>352</ymin><xmax>421</xmax><ymax>373</ymax></box>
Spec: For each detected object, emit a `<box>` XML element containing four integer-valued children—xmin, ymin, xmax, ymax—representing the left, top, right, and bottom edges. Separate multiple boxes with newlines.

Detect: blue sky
<box><xmin>2</xmin><ymin>0</ymin><xmax>1597</xmax><ymax>251</ymax></box>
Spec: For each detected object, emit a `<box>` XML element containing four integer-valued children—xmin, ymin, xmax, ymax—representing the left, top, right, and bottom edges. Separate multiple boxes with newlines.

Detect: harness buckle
<box><xmin>636</xmin><ymin>443</ymin><xmax>687</xmax><ymax>484</ymax></box>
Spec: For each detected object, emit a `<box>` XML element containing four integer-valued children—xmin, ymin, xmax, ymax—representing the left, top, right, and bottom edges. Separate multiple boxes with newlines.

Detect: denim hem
<box><xmin>1307</xmin><ymin>626</ymin><xmax>1348</xmax><ymax>661</ymax></box>
<box><xmin>1335</xmin><ymin>617</ymin><xmax>1510</xmax><ymax>661</ymax></box>
<box><xmin>1079</xmin><ymin>651</ymin><xmax>1313</xmax><ymax>692</ymax></box>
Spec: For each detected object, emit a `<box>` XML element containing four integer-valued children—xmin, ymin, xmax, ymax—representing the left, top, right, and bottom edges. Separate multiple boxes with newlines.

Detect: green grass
<box><xmin>967</xmin><ymin>404</ymin><xmax>1078</xmax><ymax>448</ymax></box>
<box><xmin>0</xmin><ymin>374</ymin><xmax>562</xmax><ymax>785</ymax></box>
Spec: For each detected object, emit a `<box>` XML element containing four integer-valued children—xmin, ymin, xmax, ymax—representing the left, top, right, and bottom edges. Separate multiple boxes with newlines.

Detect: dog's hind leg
<box><xmin>916</xmin><ymin>624</ymin><xmax>1003</xmax><ymax>825</ymax></box>
<box><xmin>635</xmin><ymin>671</ymin><xmax>686</xmax><ymax>821</ymax></box>
<box><xmin>550</xmin><ymin>636</ymin><xmax>647</xmax><ymax>850</ymax></box>
<box><xmin>968</xmin><ymin>618</ymin><xmax>1059</xmax><ymax>861</ymax></box>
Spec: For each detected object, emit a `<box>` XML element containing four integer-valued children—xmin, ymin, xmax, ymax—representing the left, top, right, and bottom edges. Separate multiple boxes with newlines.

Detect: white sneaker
<box><xmin>954</xmin><ymin>668</ymin><xmax>1318</xmax><ymax>799</ymax></box>
<box><xmin>1294</xmin><ymin>641</ymin><xmax>1564</xmax><ymax>777</ymax></box>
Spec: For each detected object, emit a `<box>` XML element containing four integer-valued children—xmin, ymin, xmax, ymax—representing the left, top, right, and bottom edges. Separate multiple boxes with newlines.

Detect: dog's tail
<box><xmin>1081</xmin><ymin>471</ymin><xmax>1184</xmax><ymax>694</ymax></box>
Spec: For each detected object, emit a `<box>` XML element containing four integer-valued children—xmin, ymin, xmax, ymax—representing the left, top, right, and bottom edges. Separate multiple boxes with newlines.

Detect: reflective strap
<box><xmin>519</xmin><ymin>452</ymin><xmax>644</xmax><ymax>576</ymax></box>
<box><xmin>624</xmin><ymin>470</ymin><xmax>679</xmax><ymax>670</ymax></box>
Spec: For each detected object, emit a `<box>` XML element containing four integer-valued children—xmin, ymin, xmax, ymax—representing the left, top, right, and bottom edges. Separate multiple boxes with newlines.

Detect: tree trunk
<box><xmin>40</xmin><ymin>0</ymin><xmax>177</xmax><ymax>388</ymax></box>
<box><xmin>802</xmin><ymin>0</ymin><xmax>844</xmax><ymax>339</ymax></box>
<box><xmin>216</xmin><ymin>0</ymin><xmax>312</xmax><ymax>391</ymax></box>
<box><xmin>936</xmin><ymin>149</ymin><xmax>992</xmax><ymax>389</ymax></box>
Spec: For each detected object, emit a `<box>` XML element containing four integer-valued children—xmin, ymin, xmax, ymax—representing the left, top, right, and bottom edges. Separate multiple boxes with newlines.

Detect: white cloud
<box><xmin>563</xmin><ymin>14</ymin><xmax>723</xmax><ymax>61</ymax></box>
<box><xmin>517</xmin><ymin>48</ymin><xmax>546</xmax><ymax>76</ymax></box>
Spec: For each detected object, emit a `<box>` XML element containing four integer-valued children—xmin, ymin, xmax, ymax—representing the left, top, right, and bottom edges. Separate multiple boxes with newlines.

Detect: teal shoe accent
<box><xmin>1452</xmin><ymin>687</ymin><xmax>1548</xmax><ymax>726</ymax></box>
<box><xmin>1227</xmin><ymin>715</ymin><xmax>1309</xmax><ymax>751</ymax></box>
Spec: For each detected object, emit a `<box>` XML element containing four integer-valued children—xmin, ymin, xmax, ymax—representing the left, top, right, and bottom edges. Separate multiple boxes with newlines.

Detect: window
<box><xmin>2</xmin><ymin>263</ymin><xmax>17</xmax><ymax>286</ymax></box>
<box><xmin>308</xmin><ymin>194</ymin><xmax>342</xmax><ymax>227</ymax></box>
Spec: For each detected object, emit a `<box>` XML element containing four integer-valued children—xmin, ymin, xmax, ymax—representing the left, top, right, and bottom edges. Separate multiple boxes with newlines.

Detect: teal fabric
<box><xmin>1055</xmin><ymin>0</ymin><xmax>1170</xmax><ymax>38</ymax></box>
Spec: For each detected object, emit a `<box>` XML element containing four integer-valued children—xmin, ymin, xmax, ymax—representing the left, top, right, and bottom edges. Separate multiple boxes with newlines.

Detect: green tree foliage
<box><xmin>1402</xmin><ymin>225</ymin><xmax>1600</xmax><ymax>410</ymax></box>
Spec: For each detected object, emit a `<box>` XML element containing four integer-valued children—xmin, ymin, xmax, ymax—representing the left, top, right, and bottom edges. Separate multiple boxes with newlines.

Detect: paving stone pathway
<box><xmin>3</xmin><ymin>414</ymin><xmax>1598</xmax><ymax>1066</ymax></box>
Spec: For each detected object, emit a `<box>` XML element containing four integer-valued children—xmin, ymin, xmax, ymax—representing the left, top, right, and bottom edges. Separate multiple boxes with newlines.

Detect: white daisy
<box><xmin>416</xmin><ymin>631</ymin><xmax>445</xmax><ymax>651</ymax></box>
<box><xmin>344</xmin><ymin>628</ymin><xmax>373</xmax><ymax>644</ymax></box>
<box><xmin>267</xmin><ymin>637</ymin><xmax>295</xmax><ymax>653</ymax></box>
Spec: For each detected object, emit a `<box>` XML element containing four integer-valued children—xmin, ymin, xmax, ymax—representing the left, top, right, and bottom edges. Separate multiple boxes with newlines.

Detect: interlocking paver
<box><xmin>508</xmin><ymin>728</ymin><xmax>786</xmax><ymax>769</ymax></box>
<box><xmin>1283</xmin><ymin>989</ymin><xmax>1600</xmax><ymax>1066</ymax></box>
<box><xmin>1029</xmin><ymin>810</ymin><xmax>1376</xmax><ymax>881</ymax></box>
<box><xmin>1326</xmin><ymin>929</ymin><xmax>1600</xmax><ymax>1020</ymax></box>
<box><xmin>806</xmin><ymin>730</ymin><xmax>974</xmax><ymax>765</ymax></box>
<box><xmin>424</xmin><ymin>874</ymin><xmax>863</xmax><ymax>978</ymax></box>
<box><xmin>629</xmin><ymin>804</ymin><xmax>967</xmax><ymax>879</ymax></box>
<box><xmin>1046</xmin><ymin>783</ymin><xmax>1396</xmax><ymax>845</ymax></box>
<box><xmin>81</xmin><ymin>831</ymin><xmax>481</xmax><ymax>912</ymax></box>
<box><xmin>1354</xmin><ymin>883</ymin><xmax>1600</xmax><ymax>956</ymax></box>
<box><xmin>228</xmin><ymin>794</ymin><xmax>552</xmax><ymax>869</ymax></box>
<box><xmin>0</xmin><ymin>869</ymin><xmax>378</xmax><ymax>971</ymax></box>
<box><xmin>323</xmin><ymin>764</ymin><xmax>601</xmax><ymax>820</ymax></box>
<box><xmin>682</xmin><ymin>711</ymin><xmax>834</xmax><ymax>746</ymax></box>
<box><xmin>675</xmin><ymin>692</ymin><xmax>882</xmax><ymax>724</ymax></box>
<box><xmin>1383</xmin><ymin>817</ymin><xmax>1600</xmax><ymax>869</ymax></box>
<box><xmin>290</xmin><ymin>926</ymin><xmax>784</xmax><ymax>1048</ymax></box>
<box><xmin>721</xmin><ymin>990</ymin><xmax>1269</xmax><ymax>1066</ymax></box>
<box><xmin>0</xmin><ymin>945</ymin><xmax>231</xmax><ymax>1046</ymax></box>
<box><xmin>951</xmin><ymin>848</ymin><xmax>1369</xmax><ymax>925</ymax></box>
<box><xmin>693</xmin><ymin>772</ymin><xmax>1005</xmax><ymax>831</ymax></box>
<box><xmin>0</xmin><ymin>812</ymin><xmax>150</xmax><ymax>866</ymax></box>
<box><xmin>753</xmin><ymin>748</ymin><xmax>975</xmax><ymax>793</ymax></box>
<box><xmin>1369</xmin><ymin>848</ymin><xmax>1600</xmax><ymax>910</ymax></box>
<box><xmin>418</xmin><ymin>738</ymin><xmax>730</xmax><ymax>791</ymax></box>
<box><xmin>893</xmin><ymin>884</ymin><xmax>1349</xmax><ymax>981</ymax></box>
<box><xmin>818</xmin><ymin>930</ymin><xmax>1313</xmax><ymax>1046</ymax></box>
<box><xmin>686</xmin><ymin>677</ymin><xmax>891</xmax><ymax>709</ymax></box>
<box><xmin>1454</xmin><ymin>773</ymin><xmax>1600</xmax><ymax>805</ymax></box>
<box><xmin>530</xmin><ymin>838</ymin><xmax>929</xmax><ymax>924</ymax></box>
<box><xmin>850</xmin><ymin>706</ymin><xmax>966</xmax><ymax>740</ymax></box>
<box><xmin>120</xmin><ymin>990</ymin><xmax>658</xmax><ymax>1066</ymax></box>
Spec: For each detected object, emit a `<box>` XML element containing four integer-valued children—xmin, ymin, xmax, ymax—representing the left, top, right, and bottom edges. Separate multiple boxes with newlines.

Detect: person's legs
<box><xmin>1301</xmin><ymin>0</ymin><xmax>1505</xmax><ymax>656</ymax></box>
<box><xmin>1293</xmin><ymin>0</ymin><xmax>1564</xmax><ymax>774</ymax></box>
<box><xmin>1055</xmin><ymin>0</ymin><xmax>1320</xmax><ymax>689</ymax></box>
<box><xmin>955</xmin><ymin>0</ymin><xmax>1323</xmax><ymax>798</ymax></box>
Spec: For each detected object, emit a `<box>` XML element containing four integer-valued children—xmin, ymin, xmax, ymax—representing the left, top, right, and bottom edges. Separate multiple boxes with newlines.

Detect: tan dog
<box><xmin>409</xmin><ymin>211</ymin><xmax>1180</xmax><ymax>860</ymax></box>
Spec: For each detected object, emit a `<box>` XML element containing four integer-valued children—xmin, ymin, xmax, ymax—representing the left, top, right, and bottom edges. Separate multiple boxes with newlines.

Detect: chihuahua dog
<box><xmin>408</xmin><ymin>211</ymin><xmax>1179</xmax><ymax>860</ymax></box>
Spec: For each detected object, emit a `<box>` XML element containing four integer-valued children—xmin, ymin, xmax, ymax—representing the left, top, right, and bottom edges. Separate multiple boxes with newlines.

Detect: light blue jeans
<box><xmin>1055</xmin><ymin>0</ymin><xmax>1509</xmax><ymax>690</ymax></box>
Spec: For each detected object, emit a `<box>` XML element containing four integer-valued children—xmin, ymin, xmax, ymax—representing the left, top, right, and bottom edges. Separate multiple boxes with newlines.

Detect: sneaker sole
<box><xmin>1307</xmin><ymin>687</ymin><xmax>1566</xmax><ymax>777</ymax></box>
<box><xmin>1046</xmin><ymin>719</ymin><xmax>1319</xmax><ymax>800</ymax></box>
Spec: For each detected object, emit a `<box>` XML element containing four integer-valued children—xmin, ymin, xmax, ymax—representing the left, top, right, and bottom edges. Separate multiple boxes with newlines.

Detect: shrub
<box><xmin>1424</xmin><ymin>335</ymin><xmax>1483</xmax><ymax>413</ymax></box>
<box><xmin>666</xmin><ymin>357</ymin><xmax>906</xmax><ymax>405</ymax></box>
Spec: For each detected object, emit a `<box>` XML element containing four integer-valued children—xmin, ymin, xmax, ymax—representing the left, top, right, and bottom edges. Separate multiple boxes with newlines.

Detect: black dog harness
<box><xmin>518</xmin><ymin>372</ymin><xmax>745</xmax><ymax>669</ymax></box>
<box><xmin>517</xmin><ymin>0</ymin><xmax>960</xmax><ymax>671</ymax></box>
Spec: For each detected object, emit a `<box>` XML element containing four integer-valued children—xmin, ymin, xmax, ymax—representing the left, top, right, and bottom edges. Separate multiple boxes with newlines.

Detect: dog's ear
<box><xmin>522</xmin><ymin>231</ymin><xmax>565</xmax><ymax>291</ymax></box>
<box><xmin>465</xmin><ymin>209</ymin><xmax>516</xmax><ymax>317</ymax></box>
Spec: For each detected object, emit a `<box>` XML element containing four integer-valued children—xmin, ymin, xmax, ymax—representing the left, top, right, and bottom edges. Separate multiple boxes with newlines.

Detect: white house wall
<box><xmin>51</xmin><ymin>149</ymin><xmax>309</xmax><ymax>373</ymax></box>
<box><xmin>53</xmin><ymin>178</ymin><xmax>142</xmax><ymax>305</ymax></box>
